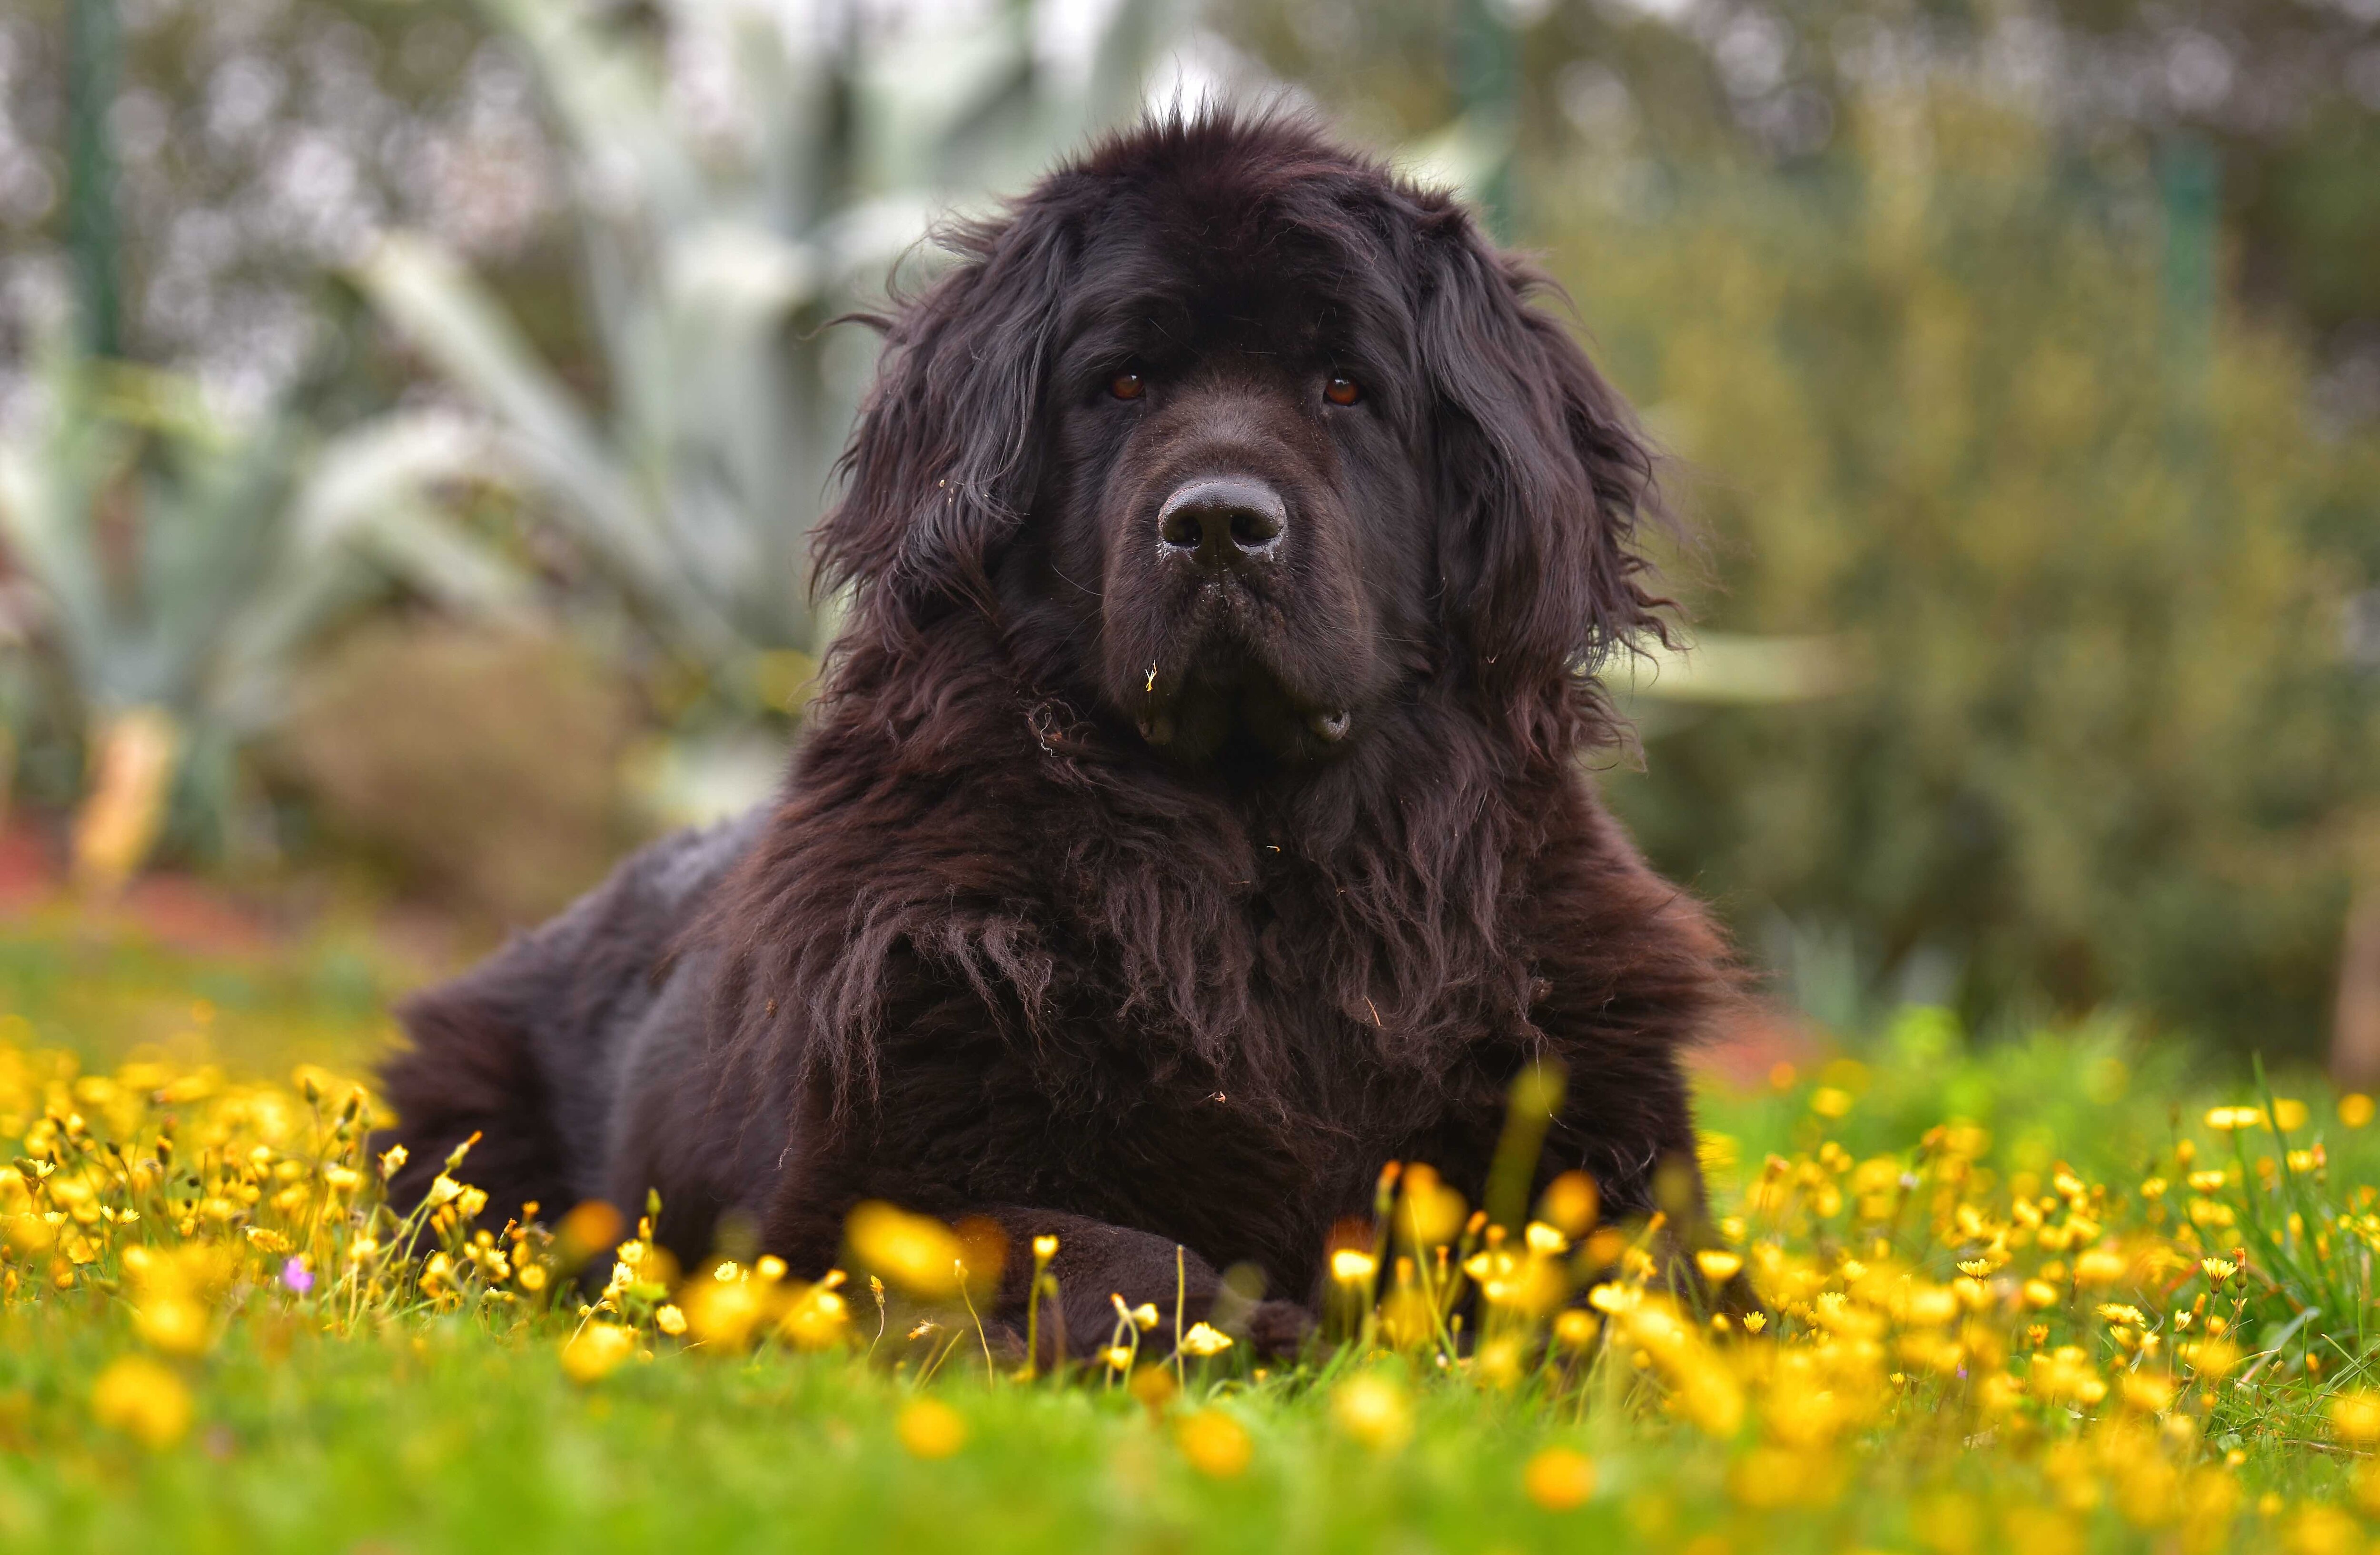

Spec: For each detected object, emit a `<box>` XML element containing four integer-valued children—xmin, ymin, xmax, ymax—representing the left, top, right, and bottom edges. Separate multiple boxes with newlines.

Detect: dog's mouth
<box><xmin>1132</xmin><ymin>635</ymin><xmax>1355</xmax><ymax>768</ymax></box>
<box><xmin>1094</xmin><ymin>474</ymin><xmax>1377</xmax><ymax>770</ymax></box>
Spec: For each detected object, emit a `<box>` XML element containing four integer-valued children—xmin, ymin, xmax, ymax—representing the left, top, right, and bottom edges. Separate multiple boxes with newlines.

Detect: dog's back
<box><xmin>376</xmin><ymin>808</ymin><xmax>765</xmax><ymax>1227</ymax></box>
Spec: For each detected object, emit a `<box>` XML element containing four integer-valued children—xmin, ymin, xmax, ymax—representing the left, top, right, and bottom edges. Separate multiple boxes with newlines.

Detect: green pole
<box><xmin>66</xmin><ymin>0</ymin><xmax>122</xmax><ymax>358</ymax></box>
<box><xmin>2157</xmin><ymin>135</ymin><xmax>2217</xmax><ymax>393</ymax></box>
<box><xmin>2156</xmin><ymin>133</ymin><xmax>2218</xmax><ymax>476</ymax></box>
<box><xmin>1450</xmin><ymin>0</ymin><xmax>1517</xmax><ymax>239</ymax></box>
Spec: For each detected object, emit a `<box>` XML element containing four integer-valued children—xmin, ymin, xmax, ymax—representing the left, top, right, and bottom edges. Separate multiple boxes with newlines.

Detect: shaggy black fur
<box><xmin>379</xmin><ymin>111</ymin><xmax>1739</xmax><ymax>1353</ymax></box>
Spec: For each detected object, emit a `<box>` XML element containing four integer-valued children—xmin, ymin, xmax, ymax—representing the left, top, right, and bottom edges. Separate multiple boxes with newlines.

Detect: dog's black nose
<box><xmin>1158</xmin><ymin>477</ymin><xmax>1286</xmax><ymax>567</ymax></box>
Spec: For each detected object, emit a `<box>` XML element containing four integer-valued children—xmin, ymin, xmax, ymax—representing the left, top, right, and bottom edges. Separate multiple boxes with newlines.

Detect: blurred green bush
<box><xmin>1556</xmin><ymin>93</ymin><xmax>2380</xmax><ymax>1058</ymax></box>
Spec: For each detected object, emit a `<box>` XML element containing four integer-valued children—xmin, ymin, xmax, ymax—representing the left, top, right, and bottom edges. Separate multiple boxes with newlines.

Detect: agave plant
<box><xmin>357</xmin><ymin>0</ymin><xmax>1184</xmax><ymax>745</ymax></box>
<box><xmin>0</xmin><ymin>314</ymin><xmax>527</xmax><ymax>891</ymax></box>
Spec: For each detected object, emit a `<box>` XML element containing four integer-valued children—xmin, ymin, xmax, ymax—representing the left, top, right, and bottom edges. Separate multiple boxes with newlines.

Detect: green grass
<box><xmin>3</xmin><ymin>917</ymin><xmax>2378</xmax><ymax>1554</ymax></box>
<box><xmin>0</xmin><ymin>908</ymin><xmax>406</xmax><ymax>1075</ymax></box>
<box><xmin>0</xmin><ymin>1289</ymin><xmax>2366</xmax><ymax>1555</ymax></box>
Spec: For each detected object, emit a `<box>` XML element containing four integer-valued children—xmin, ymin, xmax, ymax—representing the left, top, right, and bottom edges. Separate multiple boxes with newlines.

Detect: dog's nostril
<box><xmin>1229</xmin><ymin>507</ymin><xmax>1283</xmax><ymax>547</ymax></box>
<box><xmin>1158</xmin><ymin>477</ymin><xmax>1288</xmax><ymax>561</ymax></box>
<box><xmin>1160</xmin><ymin>508</ymin><xmax>1204</xmax><ymax>549</ymax></box>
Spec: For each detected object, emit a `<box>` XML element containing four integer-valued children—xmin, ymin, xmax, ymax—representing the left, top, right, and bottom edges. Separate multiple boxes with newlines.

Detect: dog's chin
<box><xmin>1125</xmin><ymin>644</ymin><xmax>1360</xmax><ymax>773</ymax></box>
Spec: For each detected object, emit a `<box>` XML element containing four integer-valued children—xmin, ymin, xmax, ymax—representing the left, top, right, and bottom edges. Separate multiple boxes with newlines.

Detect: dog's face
<box><xmin>821</xmin><ymin>115</ymin><xmax>1668</xmax><ymax>773</ymax></box>
<box><xmin>1025</xmin><ymin>216</ymin><xmax>1434</xmax><ymax>766</ymax></box>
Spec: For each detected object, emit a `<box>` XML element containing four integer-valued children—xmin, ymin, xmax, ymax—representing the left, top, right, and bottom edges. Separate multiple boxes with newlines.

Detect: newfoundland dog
<box><xmin>380</xmin><ymin>111</ymin><xmax>1735</xmax><ymax>1351</ymax></box>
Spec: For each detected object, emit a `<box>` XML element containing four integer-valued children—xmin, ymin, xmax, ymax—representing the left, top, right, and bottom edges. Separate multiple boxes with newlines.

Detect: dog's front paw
<box><xmin>1235</xmin><ymin>1297</ymin><xmax>1315</xmax><ymax>1357</ymax></box>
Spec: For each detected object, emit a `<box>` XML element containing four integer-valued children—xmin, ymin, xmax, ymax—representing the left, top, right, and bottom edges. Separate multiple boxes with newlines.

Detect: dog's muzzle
<box><xmin>1157</xmin><ymin>476</ymin><xmax>1286</xmax><ymax>574</ymax></box>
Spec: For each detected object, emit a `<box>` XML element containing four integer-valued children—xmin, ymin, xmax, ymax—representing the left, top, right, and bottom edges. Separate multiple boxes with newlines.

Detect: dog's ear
<box><xmin>814</xmin><ymin>199</ymin><xmax>1075</xmax><ymax>630</ymax></box>
<box><xmin>1417</xmin><ymin>219</ymin><xmax>1669</xmax><ymax>731</ymax></box>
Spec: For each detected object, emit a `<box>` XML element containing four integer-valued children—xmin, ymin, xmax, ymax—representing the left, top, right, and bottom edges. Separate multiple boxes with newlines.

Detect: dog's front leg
<box><xmin>761</xmin><ymin>1167</ymin><xmax>1310</xmax><ymax>1360</ymax></box>
<box><xmin>970</xmin><ymin>1206</ymin><xmax>1313</xmax><ymax>1362</ymax></box>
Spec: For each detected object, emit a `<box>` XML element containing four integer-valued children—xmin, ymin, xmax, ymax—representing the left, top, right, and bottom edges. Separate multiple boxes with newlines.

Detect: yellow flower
<box><xmin>2028</xmin><ymin>1347</ymin><xmax>2107</xmax><ymax>1407</ymax></box>
<box><xmin>654</xmin><ymin>1304</ymin><xmax>687</xmax><ymax>1337</ymax></box>
<box><xmin>1537</xmin><ymin>1171</ymin><xmax>1598</xmax><ymax>1237</ymax></box>
<box><xmin>1524</xmin><ymin>1221</ymin><xmax>1568</xmax><ymax>1256</ymax></box>
<box><xmin>1694</xmin><ymin>1249</ymin><xmax>1744</xmax><ymax>1283</ymax></box>
<box><xmin>2201</xmin><ymin>1257</ymin><xmax>2237</xmax><ymax>1284</ymax></box>
<box><xmin>4</xmin><ymin>1214</ymin><xmax>54</xmax><ymax>1254</ymax></box>
<box><xmin>1553</xmin><ymin>1309</ymin><xmax>1601</xmax><ymax>1350</ymax></box>
<box><xmin>2286</xmin><ymin>1507</ymin><xmax>2363</xmax><ymax>1555</ymax></box>
<box><xmin>1102</xmin><ymin>1345</ymin><xmax>1135</xmax><ymax>1371</ymax></box>
<box><xmin>1741</xmin><ymin>1311</ymin><xmax>1767</xmax><ymax>1335</ymax></box>
<box><xmin>2120</xmin><ymin>1370</ymin><xmax>2177</xmax><ymax>1414</ymax></box>
<box><xmin>1398</xmin><ymin>1168</ymin><xmax>1471</xmax><ymax>1248</ymax></box>
<box><xmin>2329</xmin><ymin>1391</ymin><xmax>2380</xmax><ymax>1446</ymax></box>
<box><xmin>1331</xmin><ymin>1374</ymin><xmax>1412</xmax><ymax>1453</ymax></box>
<box><xmin>1811</xmin><ymin>1087</ymin><xmax>1854</xmax><ymax>1118</ymax></box>
<box><xmin>1729</xmin><ymin>1444</ymin><xmax>1844</xmax><ymax>1509</ymax></box>
<box><xmin>556</xmin><ymin>1200</ymin><xmax>624</xmax><ymax>1258</ymax></box>
<box><xmin>1179</xmin><ymin>1322</ymin><xmax>1234</xmax><ymax>1358</ymax></box>
<box><xmin>1330</xmin><ymin>1248</ymin><xmax>1378</xmax><ymax>1283</ymax></box>
<box><xmin>2204</xmin><ymin>1107</ymin><xmax>2267</xmax><ymax>1132</ymax></box>
<box><xmin>1523</xmin><ymin>1446</ymin><xmax>1597</xmax><ymax>1511</ymax></box>
<box><xmin>1176</xmin><ymin>1409</ymin><xmax>1253</xmax><ymax>1478</ymax></box>
<box><xmin>560</xmin><ymin>1323</ymin><xmax>635</xmax><ymax>1383</ymax></box>
<box><xmin>1032</xmin><ymin>1234</ymin><xmax>1059</xmax><ymax>1259</ymax></box>
<box><xmin>93</xmin><ymin>1356</ymin><xmax>191</xmax><ymax>1448</ymax></box>
<box><xmin>1476</xmin><ymin>1336</ymin><xmax>1523</xmax><ymax>1389</ymax></box>
<box><xmin>2181</xmin><ymin>1338</ymin><xmax>2240</xmax><ymax>1379</ymax></box>
<box><xmin>134</xmin><ymin>1295</ymin><xmax>212</xmax><ymax>1357</ymax></box>
<box><xmin>896</xmin><ymin>1398</ymin><xmax>967</xmax><ymax>1459</ymax></box>
<box><xmin>2340</xmin><ymin>1094</ymin><xmax>2375</xmax><ymax>1129</ymax></box>
<box><xmin>844</xmin><ymin>1202</ymin><xmax>962</xmax><ymax>1297</ymax></box>
<box><xmin>1129</xmin><ymin>1303</ymin><xmax>1160</xmax><ymax>1331</ymax></box>
<box><xmin>777</xmin><ymin>1283</ymin><xmax>850</xmax><ymax>1350</ymax></box>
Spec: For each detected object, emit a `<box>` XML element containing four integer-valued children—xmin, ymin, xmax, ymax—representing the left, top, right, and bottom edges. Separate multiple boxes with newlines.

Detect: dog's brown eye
<box><xmin>1324</xmin><ymin>376</ymin><xmax>1361</xmax><ymax>406</ymax></box>
<box><xmin>1110</xmin><ymin>372</ymin><xmax>1145</xmax><ymax>401</ymax></box>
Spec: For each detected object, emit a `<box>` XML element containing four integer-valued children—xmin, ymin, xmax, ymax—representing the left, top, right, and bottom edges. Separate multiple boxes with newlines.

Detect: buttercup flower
<box><xmin>1179</xmin><ymin>1322</ymin><xmax>1234</xmax><ymax>1357</ymax></box>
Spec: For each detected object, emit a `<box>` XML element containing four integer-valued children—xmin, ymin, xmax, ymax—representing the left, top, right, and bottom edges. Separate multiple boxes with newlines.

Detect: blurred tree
<box><xmin>0</xmin><ymin>0</ymin><xmax>608</xmax><ymax>424</ymax></box>
<box><xmin>0</xmin><ymin>305</ymin><xmax>526</xmax><ymax>886</ymax></box>
<box><xmin>1217</xmin><ymin>0</ymin><xmax>2380</xmax><ymax>1055</ymax></box>
<box><xmin>355</xmin><ymin>0</ymin><xmax>1186</xmax><ymax>822</ymax></box>
<box><xmin>1218</xmin><ymin>0</ymin><xmax>2380</xmax><ymax>382</ymax></box>
<box><xmin>1537</xmin><ymin>90</ymin><xmax>2380</xmax><ymax>1057</ymax></box>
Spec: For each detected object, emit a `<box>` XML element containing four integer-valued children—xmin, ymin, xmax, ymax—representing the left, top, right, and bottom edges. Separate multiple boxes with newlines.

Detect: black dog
<box><xmin>380</xmin><ymin>111</ymin><xmax>1736</xmax><ymax>1351</ymax></box>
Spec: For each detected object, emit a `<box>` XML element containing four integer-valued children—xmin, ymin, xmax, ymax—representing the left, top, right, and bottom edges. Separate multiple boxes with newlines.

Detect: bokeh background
<box><xmin>0</xmin><ymin>0</ymin><xmax>2375</xmax><ymax>1076</ymax></box>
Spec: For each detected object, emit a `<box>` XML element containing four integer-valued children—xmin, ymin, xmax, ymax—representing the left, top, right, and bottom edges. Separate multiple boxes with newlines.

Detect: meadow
<box><xmin>0</xmin><ymin>919</ymin><xmax>2374</xmax><ymax>1553</ymax></box>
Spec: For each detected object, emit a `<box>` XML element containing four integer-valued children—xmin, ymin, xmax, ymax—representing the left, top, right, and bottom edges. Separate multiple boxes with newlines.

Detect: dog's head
<box><xmin>818</xmin><ymin>112</ymin><xmax>1667</xmax><ymax>769</ymax></box>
